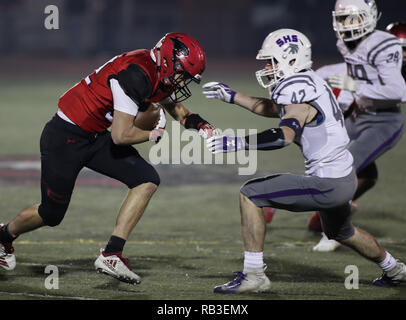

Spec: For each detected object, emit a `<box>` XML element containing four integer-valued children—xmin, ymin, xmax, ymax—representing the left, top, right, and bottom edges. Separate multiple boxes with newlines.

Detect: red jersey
<box><xmin>58</xmin><ymin>49</ymin><xmax>173</xmax><ymax>133</ymax></box>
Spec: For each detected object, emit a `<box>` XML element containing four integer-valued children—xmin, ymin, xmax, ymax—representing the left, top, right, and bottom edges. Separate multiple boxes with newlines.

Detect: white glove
<box><xmin>206</xmin><ymin>135</ymin><xmax>246</xmax><ymax>154</ymax></box>
<box><xmin>149</xmin><ymin>128</ymin><xmax>165</xmax><ymax>143</ymax></box>
<box><xmin>154</xmin><ymin>108</ymin><xmax>167</xmax><ymax>130</ymax></box>
<box><xmin>328</xmin><ymin>74</ymin><xmax>359</xmax><ymax>92</ymax></box>
<box><xmin>202</xmin><ymin>82</ymin><xmax>236</xmax><ymax>103</ymax></box>
<box><xmin>198</xmin><ymin>126</ymin><xmax>222</xmax><ymax>139</ymax></box>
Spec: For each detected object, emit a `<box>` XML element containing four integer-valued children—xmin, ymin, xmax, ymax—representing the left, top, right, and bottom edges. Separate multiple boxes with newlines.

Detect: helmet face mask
<box><xmin>255</xmin><ymin>29</ymin><xmax>312</xmax><ymax>90</ymax></box>
<box><xmin>256</xmin><ymin>58</ymin><xmax>286</xmax><ymax>89</ymax></box>
<box><xmin>151</xmin><ymin>32</ymin><xmax>206</xmax><ymax>103</ymax></box>
<box><xmin>167</xmin><ymin>70</ymin><xmax>199</xmax><ymax>103</ymax></box>
<box><xmin>332</xmin><ymin>0</ymin><xmax>379</xmax><ymax>42</ymax></box>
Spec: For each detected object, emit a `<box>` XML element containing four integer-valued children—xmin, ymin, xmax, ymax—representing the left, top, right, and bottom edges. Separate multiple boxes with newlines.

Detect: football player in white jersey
<box><xmin>202</xmin><ymin>28</ymin><xmax>406</xmax><ymax>293</ymax></box>
<box><xmin>310</xmin><ymin>0</ymin><xmax>406</xmax><ymax>252</ymax></box>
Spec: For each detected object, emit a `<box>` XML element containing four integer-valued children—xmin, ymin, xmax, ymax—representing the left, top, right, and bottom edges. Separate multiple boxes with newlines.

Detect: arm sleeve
<box><xmin>244</xmin><ymin>128</ymin><xmax>286</xmax><ymax>151</ymax></box>
<box><xmin>110</xmin><ymin>78</ymin><xmax>139</xmax><ymax>116</ymax></box>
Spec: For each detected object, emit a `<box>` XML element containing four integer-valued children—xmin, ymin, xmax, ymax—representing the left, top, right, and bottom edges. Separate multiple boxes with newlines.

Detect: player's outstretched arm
<box><xmin>234</xmin><ymin>92</ymin><xmax>279</xmax><ymax>118</ymax></box>
<box><xmin>160</xmin><ymin>100</ymin><xmax>219</xmax><ymax>139</ymax></box>
<box><xmin>206</xmin><ymin>103</ymin><xmax>313</xmax><ymax>154</ymax></box>
<box><xmin>202</xmin><ymin>81</ymin><xmax>278</xmax><ymax>117</ymax></box>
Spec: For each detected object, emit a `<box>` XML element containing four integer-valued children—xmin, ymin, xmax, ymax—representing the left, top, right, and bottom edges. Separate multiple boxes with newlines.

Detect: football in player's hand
<box><xmin>133</xmin><ymin>103</ymin><xmax>163</xmax><ymax>130</ymax></box>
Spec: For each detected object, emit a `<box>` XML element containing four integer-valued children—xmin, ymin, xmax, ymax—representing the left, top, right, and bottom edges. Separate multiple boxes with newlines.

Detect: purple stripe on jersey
<box><xmin>223</xmin><ymin>136</ymin><xmax>228</xmax><ymax>151</ymax></box>
<box><xmin>249</xmin><ymin>187</ymin><xmax>334</xmax><ymax>200</ymax></box>
<box><xmin>357</xmin><ymin>124</ymin><xmax>404</xmax><ymax>174</ymax></box>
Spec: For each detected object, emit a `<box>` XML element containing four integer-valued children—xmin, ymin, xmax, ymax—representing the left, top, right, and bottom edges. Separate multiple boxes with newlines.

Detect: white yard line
<box><xmin>0</xmin><ymin>291</ymin><xmax>98</xmax><ymax>300</ymax></box>
<box><xmin>0</xmin><ymin>160</ymin><xmax>91</xmax><ymax>172</ymax></box>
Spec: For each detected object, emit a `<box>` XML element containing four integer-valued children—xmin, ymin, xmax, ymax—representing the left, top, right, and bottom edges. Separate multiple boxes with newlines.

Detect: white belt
<box><xmin>56</xmin><ymin>108</ymin><xmax>76</xmax><ymax>125</ymax></box>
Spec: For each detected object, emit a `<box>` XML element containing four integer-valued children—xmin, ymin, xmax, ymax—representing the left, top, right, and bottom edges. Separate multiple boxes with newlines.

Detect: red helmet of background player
<box><xmin>150</xmin><ymin>32</ymin><xmax>206</xmax><ymax>102</ymax></box>
<box><xmin>386</xmin><ymin>22</ymin><xmax>406</xmax><ymax>47</ymax></box>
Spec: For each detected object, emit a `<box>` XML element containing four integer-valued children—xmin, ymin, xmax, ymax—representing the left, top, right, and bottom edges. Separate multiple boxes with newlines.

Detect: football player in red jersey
<box><xmin>0</xmin><ymin>33</ymin><xmax>217</xmax><ymax>284</ymax></box>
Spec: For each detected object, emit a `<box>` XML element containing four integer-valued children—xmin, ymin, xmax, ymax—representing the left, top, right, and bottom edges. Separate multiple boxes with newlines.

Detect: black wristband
<box><xmin>184</xmin><ymin>113</ymin><xmax>207</xmax><ymax>130</ymax></box>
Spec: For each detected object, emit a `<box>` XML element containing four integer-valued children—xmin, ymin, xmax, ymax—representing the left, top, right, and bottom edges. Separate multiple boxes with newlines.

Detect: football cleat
<box><xmin>0</xmin><ymin>223</ymin><xmax>16</xmax><ymax>271</ymax></box>
<box><xmin>373</xmin><ymin>261</ymin><xmax>406</xmax><ymax>287</ymax></box>
<box><xmin>94</xmin><ymin>249</ymin><xmax>141</xmax><ymax>285</ymax></box>
<box><xmin>312</xmin><ymin>232</ymin><xmax>341</xmax><ymax>252</ymax></box>
<box><xmin>0</xmin><ymin>242</ymin><xmax>16</xmax><ymax>271</ymax></box>
<box><xmin>263</xmin><ymin>207</ymin><xmax>276</xmax><ymax>224</ymax></box>
<box><xmin>214</xmin><ymin>265</ymin><xmax>271</xmax><ymax>294</ymax></box>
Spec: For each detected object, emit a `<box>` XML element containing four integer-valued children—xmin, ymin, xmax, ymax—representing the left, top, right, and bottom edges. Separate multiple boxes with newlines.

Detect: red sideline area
<box><xmin>0</xmin><ymin>157</ymin><xmax>122</xmax><ymax>187</ymax></box>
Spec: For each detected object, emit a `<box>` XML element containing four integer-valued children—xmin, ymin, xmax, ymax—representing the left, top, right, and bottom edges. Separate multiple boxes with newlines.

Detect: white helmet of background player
<box><xmin>256</xmin><ymin>28</ymin><xmax>312</xmax><ymax>89</ymax></box>
<box><xmin>332</xmin><ymin>0</ymin><xmax>379</xmax><ymax>42</ymax></box>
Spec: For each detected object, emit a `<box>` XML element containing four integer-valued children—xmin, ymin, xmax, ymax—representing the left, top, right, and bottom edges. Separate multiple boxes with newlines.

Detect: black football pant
<box><xmin>38</xmin><ymin>114</ymin><xmax>160</xmax><ymax>226</ymax></box>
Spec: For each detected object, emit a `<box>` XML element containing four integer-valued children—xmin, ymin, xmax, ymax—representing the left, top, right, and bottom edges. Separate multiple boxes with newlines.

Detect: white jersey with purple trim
<box><xmin>270</xmin><ymin>70</ymin><xmax>353</xmax><ymax>178</ymax></box>
<box><xmin>336</xmin><ymin>30</ymin><xmax>406</xmax><ymax>107</ymax></box>
<box><xmin>316</xmin><ymin>63</ymin><xmax>355</xmax><ymax>112</ymax></box>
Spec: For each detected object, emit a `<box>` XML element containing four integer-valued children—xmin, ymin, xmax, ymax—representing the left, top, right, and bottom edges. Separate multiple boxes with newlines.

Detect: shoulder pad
<box><xmin>367</xmin><ymin>32</ymin><xmax>401</xmax><ymax>66</ymax></box>
<box><xmin>271</xmin><ymin>73</ymin><xmax>319</xmax><ymax>106</ymax></box>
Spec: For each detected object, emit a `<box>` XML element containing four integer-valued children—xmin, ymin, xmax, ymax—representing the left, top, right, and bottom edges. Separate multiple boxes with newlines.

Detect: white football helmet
<box><xmin>332</xmin><ymin>0</ymin><xmax>379</xmax><ymax>42</ymax></box>
<box><xmin>255</xmin><ymin>29</ymin><xmax>312</xmax><ymax>89</ymax></box>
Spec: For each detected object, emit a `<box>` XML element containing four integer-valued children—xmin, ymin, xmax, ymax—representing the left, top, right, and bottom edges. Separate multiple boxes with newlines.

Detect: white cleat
<box><xmin>312</xmin><ymin>232</ymin><xmax>341</xmax><ymax>252</ymax></box>
<box><xmin>94</xmin><ymin>249</ymin><xmax>141</xmax><ymax>285</ymax></box>
<box><xmin>373</xmin><ymin>261</ymin><xmax>406</xmax><ymax>287</ymax></box>
<box><xmin>214</xmin><ymin>265</ymin><xmax>271</xmax><ymax>294</ymax></box>
<box><xmin>0</xmin><ymin>242</ymin><xmax>16</xmax><ymax>271</ymax></box>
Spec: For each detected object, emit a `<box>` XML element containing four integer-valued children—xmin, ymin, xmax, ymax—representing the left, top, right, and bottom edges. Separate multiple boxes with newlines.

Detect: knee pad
<box><xmin>149</xmin><ymin>171</ymin><xmax>161</xmax><ymax>187</ymax></box>
<box><xmin>128</xmin><ymin>167</ymin><xmax>160</xmax><ymax>188</ymax></box>
<box><xmin>319</xmin><ymin>207</ymin><xmax>355</xmax><ymax>242</ymax></box>
<box><xmin>323</xmin><ymin>223</ymin><xmax>355</xmax><ymax>242</ymax></box>
<box><xmin>38</xmin><ymin>188</ymin><xmax>71</xmax><ymax>227</ymax></box>
<box><xmin>357</xmin><ymin>162</ymin><xmax>378</xmax><ymax>181</ymax></box>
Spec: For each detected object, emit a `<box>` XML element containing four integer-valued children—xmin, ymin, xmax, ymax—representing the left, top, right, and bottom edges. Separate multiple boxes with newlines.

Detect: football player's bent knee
<box><xmin>324</xmin><ymin>224</ymin><xmax>355</xmax><ymax>242</ymax></box>
<box><xmin>240</xmin><ymin>184</ymin><xmax>252</xmax><ymax>199</ymax></box>
<box><xmin>128</xmin><ymin>169</ymin><xmax>160</xmax><ymax>189</ymax></box>
<box><xmin>239</xmin><ymin>190</ymin><xmax>260</xmax><ymax>208</ymax></box>
<box><xmin>38</xmin><ymin>202</ymin><xmax>69</xmax><ymax>227</ymax></box>
<box><xmin>149</xmin><ymin>173</ymin><xmax>160</xmax><ymax>187</ymax></box>
<box><xmin>135</xmin><ymin>181</ymin><xmax>159</xmax><ymax>194</ymax></box>
<box><xmin>357</xmin><ymin>162</ymin><xmax>378</xmax><ymax>181</ymax></box>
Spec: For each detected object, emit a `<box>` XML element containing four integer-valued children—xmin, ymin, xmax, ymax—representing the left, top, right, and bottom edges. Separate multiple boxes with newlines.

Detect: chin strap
<box><xmin>156</xmin><ymin>47</ymin><xmax>161</xmax><ymax>81</ymax></box>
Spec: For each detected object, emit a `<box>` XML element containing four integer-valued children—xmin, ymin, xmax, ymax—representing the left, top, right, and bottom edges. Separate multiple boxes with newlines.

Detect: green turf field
<box><xmin>0</xmin><ymin>74</ymin><xmax>406</xmax><ymax>300</ymax></box>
